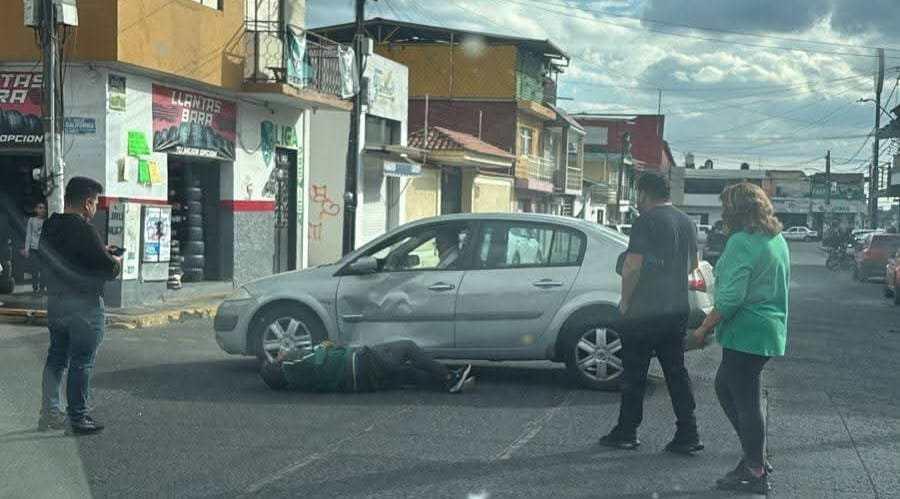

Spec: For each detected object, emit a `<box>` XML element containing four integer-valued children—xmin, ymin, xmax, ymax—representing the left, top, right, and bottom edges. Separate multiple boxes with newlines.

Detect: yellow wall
<box><xmin>404</xmin><ymin>168</ymin><xmax>440</xmax><ymax>222</ymax></box>
<box><xmin>471</xmin><ymin>175</ymin><xmax>513</xmax><ymax>213</ymax></box>
<box><xmin>0</xmin><ymin>1</ymin><xmax>118</xmax><ymax>62</ymax></box>
<box><xmin>117</xmin><ymin>0</ymin><xmax>246</xmax><ymax>89</ymax></box>
<box><xmin>0</xmin><ymin>1</ymin><xmax>246</xmax><ymax>90</ymax></box>
<box><xmin>375</xmin><ymin>44</ymin><xmax>517</xmax><ymax>99</ymax></box>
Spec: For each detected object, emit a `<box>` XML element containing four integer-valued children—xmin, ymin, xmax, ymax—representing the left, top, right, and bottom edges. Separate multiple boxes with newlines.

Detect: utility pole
<box><xmin>40</xmin><ymin>0</ymin><xmax>64</xmax><ymax>215</ymax></box>
<box><xmin>342</xmin><ymin>0</ymin><xmax>366</xmax><ymax>255</ymax></box>
<box><xmin>870</xmin><ymin>48</ymin><xmax>885</xmax><ymax>229</ymax></box>
<box><xmin>825</xmin><ymin>150</ymin><xmax>831</xmax><ymax>208</ymax></box>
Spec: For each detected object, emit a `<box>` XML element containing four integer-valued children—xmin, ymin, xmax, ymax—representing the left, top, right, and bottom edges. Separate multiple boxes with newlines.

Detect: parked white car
<box><xmin>783</xmin><ymin>226</ymin><xmax>819</xmax><ymax>242</ymax></box>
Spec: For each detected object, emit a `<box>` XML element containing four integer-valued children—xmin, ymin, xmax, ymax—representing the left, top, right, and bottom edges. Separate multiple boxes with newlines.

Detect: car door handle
<box><xmin>342</xmin><ymin>314</ymin><xmax>364</xmax><ymax>323</ymax></box>
<box><xmin>428</xmin><ymin>282</ymin><xmax>456</xmax><ymax>292</ymax></box>
<box><xmin>532</xmin><ymin>279</ymin><xmax>564</xmax><ymax>289</ymax></box>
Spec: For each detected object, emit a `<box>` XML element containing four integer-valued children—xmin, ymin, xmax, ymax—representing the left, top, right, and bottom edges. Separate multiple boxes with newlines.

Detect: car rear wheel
<box><xmin>254</xmin><ymin>304</ymin><xmax>324</xmax><ymax>362</ymax></box>
<box><xmin>563</xmin><ymin>324</ymin><xmax>624</xmax><ymax>390</ymax></box>
<box><xmin>894</xmin><ymin>285</ymin><xmax>900</xmax><ymax>306</ymax></box>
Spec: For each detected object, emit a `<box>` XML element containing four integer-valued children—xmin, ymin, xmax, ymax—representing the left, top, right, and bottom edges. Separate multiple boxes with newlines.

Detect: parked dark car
<box><xmin>854</xmin><ymin>233</ymin><xmax>900</xmax><ymax>281</ymax></box>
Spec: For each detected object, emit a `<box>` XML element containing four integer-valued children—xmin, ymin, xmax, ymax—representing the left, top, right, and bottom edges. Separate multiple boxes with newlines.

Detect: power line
<box><xmin>514</xmin><ymin>0</ymin><xmax>900</xmax><ymax>55</ymax></box>
<box><xmin>489</xmin><ymin>0</ymin><xmax>900</xmax><ymax>60</ymax></box>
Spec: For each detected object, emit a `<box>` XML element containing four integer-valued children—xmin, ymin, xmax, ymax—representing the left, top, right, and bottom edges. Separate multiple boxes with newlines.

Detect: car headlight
<box><xmin>225</xmin><ymin>287</ymin><xmax>253</xmax><ymax>302</ymax></box>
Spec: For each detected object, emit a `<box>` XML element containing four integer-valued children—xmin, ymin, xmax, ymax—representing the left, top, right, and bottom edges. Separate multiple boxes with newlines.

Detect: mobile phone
<box><xmin>110</xmin><ymin>247</ymin><xmax>126</xmax><ymax>257</ymax></box>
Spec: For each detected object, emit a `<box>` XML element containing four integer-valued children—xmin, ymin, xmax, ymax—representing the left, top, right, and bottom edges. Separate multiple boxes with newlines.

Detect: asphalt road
<box><xmin>1</xmin><ymin>242</ymin><xmax>898</xmax><ymax>498</ymax></box>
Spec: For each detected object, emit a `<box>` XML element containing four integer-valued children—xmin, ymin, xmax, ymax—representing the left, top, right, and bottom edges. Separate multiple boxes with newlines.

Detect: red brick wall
<box><xmin>578</xmin><ymin>115</ymin><xmax>672</xmax><ymax>171</ymax></box>
<box><xmin>408</xmin><ymin>100</ymin><xmax>518</xmax><ymax>154</ymax></box>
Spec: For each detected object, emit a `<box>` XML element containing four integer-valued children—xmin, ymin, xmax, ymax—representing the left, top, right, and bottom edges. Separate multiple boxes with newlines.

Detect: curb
<box><xmin>106</xmin><ymin>303</ymin><xmax>220</xmax><ymax>330</ymax></box>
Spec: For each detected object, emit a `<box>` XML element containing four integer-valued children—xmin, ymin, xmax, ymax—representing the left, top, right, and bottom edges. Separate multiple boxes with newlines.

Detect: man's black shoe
<box><xmin>718</xmin><ymin>459</ymin><xmax>774</xmax><ymax>485</ymax></box>
<box><xmin>37</xmin><ymin>412</ymin><xmax>67</xmax><ymax>432</ymax></box>
<box><xmin>715</xmin><ymin>465</ymin><xmax>771</xmax><ymax>495</ymax></box>
<box><xmin>66</xmin><ymin>415</ymin><xmax>105</xmax><ymax>435</ymax></box>
<box><xmin>597</xmin><ymin>432</ymin><xmax>641</xmax><ymax>450</ymax></box>
<box><xmin>664</xmin><ymin>438</ymin><xmax>705</xmax><ymax>455</ymax></box>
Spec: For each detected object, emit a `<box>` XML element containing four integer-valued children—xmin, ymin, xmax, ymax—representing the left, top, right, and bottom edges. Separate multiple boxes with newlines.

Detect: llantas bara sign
<box><xmin>0</xmin><ymin>72</ymin><xmax>43</xmax><ymax>148</ymax></box>
<box><xmin>152</xmin><ymin>84</ymin><xmax>236</xmax><ymax>161</ymax></box>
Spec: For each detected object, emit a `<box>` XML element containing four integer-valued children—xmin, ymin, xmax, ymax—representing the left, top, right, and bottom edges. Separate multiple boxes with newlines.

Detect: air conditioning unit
<box><xmin>25</xmin><ymin>0</ymin><xmax>79</xmax><ymax>27</ymax></box>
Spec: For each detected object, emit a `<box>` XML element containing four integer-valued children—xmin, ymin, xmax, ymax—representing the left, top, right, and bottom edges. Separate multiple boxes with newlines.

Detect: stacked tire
<box><xmin>178</xmin><ymin>184</ymin><xmax>206</xmax><ymax>282</ymax></box>
<box><xmin>168</xmin><ymin>172</ymin><xmax>206</xmax><ymax>286</ymax></box>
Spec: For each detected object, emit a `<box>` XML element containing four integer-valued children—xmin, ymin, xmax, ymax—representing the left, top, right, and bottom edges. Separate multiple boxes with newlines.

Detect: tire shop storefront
<box><xmin>0</xmin><ymin>72</ymin><xmax>45</xmax><ymax>293</ymax></box>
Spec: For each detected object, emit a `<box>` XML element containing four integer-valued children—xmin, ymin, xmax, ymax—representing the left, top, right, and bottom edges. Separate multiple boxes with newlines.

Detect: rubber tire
<box><xmin>180</xmin><ymin>226</ymin><xmax>204</xmax><ymax>241</ymax></box>
<box><xmin>181</xmin><ymin>268</ymin><xmax>204</xmax><ymax>282</ymax></box>
<box><xmin>826</xmin><ymin>254</ymin><xmax>840</xmax><ymax>271</ymax></box>
<box><xmin>185</xmin><ymin>187</ymin><xmax>203</xmax><ymax>202</ymax></box>
<box><xmin>185</xmin><ymin>201</ymin><xmax>203</xmax><ymax>215</ymax></box>
<box><xmin>182</xmin><ymin>254</ymin><xmax>205</xmax><ymax>269</ymax></box>
<box><xmin>0</xmin><ymin>275</ymin><xmax>14</xmax><ymax>294</ymax></box>
<box><xmin>182</xmin><ymin>241</ymin><xmax>205</xmax><ymax>255</ymax></box>
<box><xmin>183</xmin><ymin>214</ymin><xmax>203</xmax><ymax>227</ymax></box>
<box><xmin>171</xmin><ymin>255</ymin><xmax>184</xmax><ymax>265</ymax></box>
<box><xmin>252</xmin><ymin>303</ymin><xmax>326</xmax><ymax>362</ymax></box>
<box><xmin>561</xmin><ymin>317</ymin><xmax>623</xmax><ymax>391</ymax></box>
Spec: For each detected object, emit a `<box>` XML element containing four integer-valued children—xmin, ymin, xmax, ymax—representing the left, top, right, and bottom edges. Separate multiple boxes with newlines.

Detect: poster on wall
<box><xmin>108</xmin><ymin>74</ymin><xmax>126</xmax><ymax>112</ymax></box>
<box><xmin>0</xmin><ymin>72</ymin><xmax>43</xmax><ymax>148</ymax></box>
<box><xmin>151</xmin><ymin>84</ymin><xmax>236</xmax><ymax>161</ymax></box>
<box><xmin>107</xmin><ymin>203</ymin><xmax>142</xmax><ymax>280</ymax></box>
<box><xmin>141</xmin><ymin>206</ymin><xmax>171</xmax><ymax>263</ymax></box>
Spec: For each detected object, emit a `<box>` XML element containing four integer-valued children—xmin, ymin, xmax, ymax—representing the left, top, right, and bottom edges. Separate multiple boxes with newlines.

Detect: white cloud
<box><xmin>306</xmin><ymin>0</ymin><xmax>892</xmax><ymax>171</ymax></box>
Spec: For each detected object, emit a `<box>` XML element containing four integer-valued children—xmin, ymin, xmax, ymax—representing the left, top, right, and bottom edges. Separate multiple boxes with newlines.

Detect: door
<box><xmin>441</xmin><ymin>167</ymin><xmax>462</xmax><ymax>215</ymax></box>
<box><xmin>273</xmin><ymin>148</ymin><xmax>297</xmax><ymax>273</ymax></box>
<box><xmin>336</xmin><ymin>221</ymin><xmax>474</xmax><ymax>349</ymax></box>
<box><xmin>454</xmin><ymin>221</ymin><xmax>585</xmax><ymax>348</ymax></box>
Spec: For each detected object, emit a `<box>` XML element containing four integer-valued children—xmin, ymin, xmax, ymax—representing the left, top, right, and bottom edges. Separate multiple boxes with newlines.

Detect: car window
<box><xmin>476</xmin><ymin>222</ymin><xmax>584</xmax><ymax>269</ymax></box>
<box><xmin>363</xmin><ymin>222</ymin><xmax>472</xmax><ymax>272</ymax></box>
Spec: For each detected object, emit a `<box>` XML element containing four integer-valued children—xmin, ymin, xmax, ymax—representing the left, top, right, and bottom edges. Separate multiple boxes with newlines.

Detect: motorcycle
<box><xmin>825</xmin><ymin>245</ymin><xmax>853</xmax><ymax>271</ymax></box>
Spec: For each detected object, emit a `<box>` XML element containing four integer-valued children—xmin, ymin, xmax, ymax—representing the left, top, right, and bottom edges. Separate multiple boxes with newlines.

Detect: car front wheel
<box><xmin>254</xmin><ymin>304</ymin><xmax>324</xmax><ymax>363</ymax></box>
<box><xmin>563</xmin><ymin>324</ymin><xmax>625</xmax><ymax>390</ymax></box>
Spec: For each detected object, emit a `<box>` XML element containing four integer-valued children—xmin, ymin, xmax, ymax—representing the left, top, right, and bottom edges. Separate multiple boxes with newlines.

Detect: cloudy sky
<box><xmin>307</xmin><ymin>0</ymin><xmax>900</xmax><ymax>174</ymax></box>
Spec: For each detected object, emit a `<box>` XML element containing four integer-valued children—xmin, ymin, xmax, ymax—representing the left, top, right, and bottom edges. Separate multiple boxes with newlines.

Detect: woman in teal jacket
<box><xmin>692</xmin><ymin>183</ymin><xmax>790</xmax><ymax>495</ymax></box>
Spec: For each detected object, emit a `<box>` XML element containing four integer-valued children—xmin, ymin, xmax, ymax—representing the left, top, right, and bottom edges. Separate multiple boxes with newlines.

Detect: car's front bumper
<box><xmin>214</xmin><ymin>298</ymin><xmax>257</xmax><ymax>355</ymax></box>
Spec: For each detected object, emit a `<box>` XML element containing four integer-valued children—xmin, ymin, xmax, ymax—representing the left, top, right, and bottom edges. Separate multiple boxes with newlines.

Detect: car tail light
<box><xmin>689</xmin><ymin>275</ymin><xmax>707</xmax><ymax>292</ymax></box>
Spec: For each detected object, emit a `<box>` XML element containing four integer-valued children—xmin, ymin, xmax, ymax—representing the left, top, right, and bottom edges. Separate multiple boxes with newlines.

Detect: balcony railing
<box><xmin>522</xmin><ymin>155</ymin><xmax>557</xmax><ymax>182</ymax></box>
<box><xmin>244</xmin><ymin>21</ymin><xmax>349</xmax><ymax>99</ymax></box>
<box><xmin>566</xmin><ymin>166</ymin><xmax>583</xmax><ymax>192</ymax></box>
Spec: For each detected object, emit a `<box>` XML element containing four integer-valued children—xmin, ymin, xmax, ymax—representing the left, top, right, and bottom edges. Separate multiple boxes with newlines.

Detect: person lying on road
<box><xmin>259</xmin><ymin>339</ymin><xmax>475</xmax><ymax>394</ymax></box>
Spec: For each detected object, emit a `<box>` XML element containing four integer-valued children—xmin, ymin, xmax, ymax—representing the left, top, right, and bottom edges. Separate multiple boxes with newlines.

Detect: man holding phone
<box><xmin>38</xmin><ymin>177</ymin><xmax>122</xmax><ymax>435</ymax></box>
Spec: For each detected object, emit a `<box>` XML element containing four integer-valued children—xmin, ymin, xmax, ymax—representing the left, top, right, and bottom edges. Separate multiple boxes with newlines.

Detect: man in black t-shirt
<box><xmin>599</xmin><ymin>172</ymin><xmax>703</xmax><ymax>455</ymax></box>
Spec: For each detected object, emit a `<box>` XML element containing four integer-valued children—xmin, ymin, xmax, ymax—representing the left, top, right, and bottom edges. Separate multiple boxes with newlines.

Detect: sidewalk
<box><xmin>0</xmin><ymin>282</ymin><xmax>231</xmax><ymax>329</ymax></box>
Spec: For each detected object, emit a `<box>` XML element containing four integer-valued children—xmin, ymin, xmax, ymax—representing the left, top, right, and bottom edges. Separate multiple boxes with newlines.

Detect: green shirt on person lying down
<box><xmin>714</xmin><ymin>230</ymin><xmax>791</xmax><ymax>357</ymax></box>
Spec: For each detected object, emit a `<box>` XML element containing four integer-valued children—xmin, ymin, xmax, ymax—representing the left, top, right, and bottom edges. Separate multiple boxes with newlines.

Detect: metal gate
<box><xmin>274</xmin><ymin>148</ymin><xmax>297</xmax><ymax>273</ymax></box>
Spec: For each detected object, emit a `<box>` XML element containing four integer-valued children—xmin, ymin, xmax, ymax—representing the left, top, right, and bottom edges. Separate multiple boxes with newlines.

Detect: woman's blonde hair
<box><xmin>720</xmin><ymin>182</ymin><xmax>783</xmax><ymax>236</ymax></box>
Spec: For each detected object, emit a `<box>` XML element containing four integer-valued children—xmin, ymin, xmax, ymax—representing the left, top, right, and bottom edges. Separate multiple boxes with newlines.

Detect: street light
<box><xmin>857</xmin><ymin>98</ymin><xmax>895</xmax><ymax>117</ymax></box>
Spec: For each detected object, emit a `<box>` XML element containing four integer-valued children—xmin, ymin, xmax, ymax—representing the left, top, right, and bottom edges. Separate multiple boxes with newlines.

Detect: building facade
<box><xmin>313</xmin><ymin>18</ymin><xmax>585</xmax><ymax>217</ymax></box>
<box><xmin>0</xmin><ymin>0</ymin><xmax>353</xmax><ymax>306</ymax></box>
<box><xmin>675</xmin><ymin>168</ymin><xmax>770</xmax><ymax>225</ymax></box>
<box><xmin>572</xmin><ymin>114</ymin><xmax>675</xmax><ymax>223</ymax></box>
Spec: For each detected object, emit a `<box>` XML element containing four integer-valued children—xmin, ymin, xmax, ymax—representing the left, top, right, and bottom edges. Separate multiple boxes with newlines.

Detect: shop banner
<box><xmin>142</xmin><ymin>206</ymin><xmax>171</xmax><ymax>263</ymax></box>
<box><xmin>107</xmin><ymin>203</ymin><xmax>142</xmax><ymax>280</ymax></box>
<box><xmin>151</xmin><ymin>84</ymin><xmax>236</xmax><ymax>161</ymax></box>
<box><xmin>0</xmin><ymin>72</ymin><xmax>43</xmax><ymax>148</ymax></box>
<box><xmin>108</xmin><ymin>74</ymin><xmax>126</xmax><ymax>112</ymax></box>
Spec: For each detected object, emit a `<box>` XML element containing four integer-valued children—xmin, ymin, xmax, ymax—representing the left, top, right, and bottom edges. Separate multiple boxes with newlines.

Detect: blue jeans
<box><xmin>41</xmin><ymin>296</ymin><xmax>105</xmax><ymax>421</ymax></box>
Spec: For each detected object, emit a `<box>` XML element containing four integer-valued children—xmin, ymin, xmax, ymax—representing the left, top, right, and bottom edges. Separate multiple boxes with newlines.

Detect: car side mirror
<box><xmin>346</xmin><ymin>256</ymin><xmax>379</xmax><ymax>275</ymax></box>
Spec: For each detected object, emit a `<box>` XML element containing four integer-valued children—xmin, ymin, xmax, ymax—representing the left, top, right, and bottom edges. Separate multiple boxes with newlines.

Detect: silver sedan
<box><xmin>214</xmin><ymin>213</ymin><xmax>714</xmax><ymax>389</ymax></box>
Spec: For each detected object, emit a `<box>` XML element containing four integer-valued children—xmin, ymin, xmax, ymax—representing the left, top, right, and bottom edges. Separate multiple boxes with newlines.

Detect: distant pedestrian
<box><xmin>598</xmin><ymin>172</ymin><xmax>703</xmax><ymax>455</ymax></box>
<box><xmin>21</xmin><ymin>201</ymin><xmax>47</xmax><ymax>296</ymax></box>
<box><xmin>260</xmin><ymin>340</ymin><xmax>475</xmax><ymax>394</ymax></box>
<box><xmin>691</xmin><ymin>182</ymin><xmax>790</xmax><ymax>494</ymax></box>
<box><xmin>38</xmin><ymin>177</ymin><xmax>122</xmax><ymax>435</ymax></box>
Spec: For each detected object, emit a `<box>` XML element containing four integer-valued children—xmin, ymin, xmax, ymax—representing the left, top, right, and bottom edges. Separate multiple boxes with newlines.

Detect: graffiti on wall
<box><xmin>308</xmin><ymin>183</ymin><xmax>341</xmax><ymax>242</ymax></box>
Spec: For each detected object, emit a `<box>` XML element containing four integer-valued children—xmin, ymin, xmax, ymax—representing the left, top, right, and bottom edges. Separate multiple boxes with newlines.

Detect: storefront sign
<box><xmin>810</xmin><ymin>199</ymin><xmax>866</xmax><ymax>214</ymax></box>
<box><xmin>64</xmin><ymin>117</ymin><xmax>96</xmax><ymax>135</ymax></box>
<box><xmin>108</xmin><ymin>74</ymin><xmax>126</xmax><ymax>112</ymax></box>
<box><xmin>142</xmin><ymin>206</ymin><xmax>171</xmax><ymax>263</ymax></box>
<box><xmin>363</xmin><ymin>56</ymin><xmax>407</xmax><ymax>122</ymax></box>
<box><xmin>261</xmin><ymin>120</ymin><xmax>298</xmax><ymax>167</ymax></box>
<box><xmin>383</xmin><ymin>161</ymin><xmax>421</xmax><ymax>177</ymax></box>
<box><xmin>771</xmin><ymin>197</ymin><xmax>809</xmax><ymax>214</ymax></box>
<box><xmin>151</xmin><ymin>84</ymin><xmax>236</xmax><ymax>161</ymax></box>
<box><xmin>0</xmin><ymin>72</ymin><xmax>43</xmax><ymax>148</ymax></box>
<box><xmin>107</xmin><ymin>203</ymin><xmax>141</xmax><ymax>280</ymax></box>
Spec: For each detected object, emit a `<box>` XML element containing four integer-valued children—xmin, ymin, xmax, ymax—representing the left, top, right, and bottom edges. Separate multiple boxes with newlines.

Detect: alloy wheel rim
<box><xmin>574</xmin><ymin>327</ymin><xmax>624</xmax><ymax>382</ymax></box>
<box><xmin>262</xmin><ymin>316</ymin><xmax>312</xmax><ymax>362</ymax></box>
